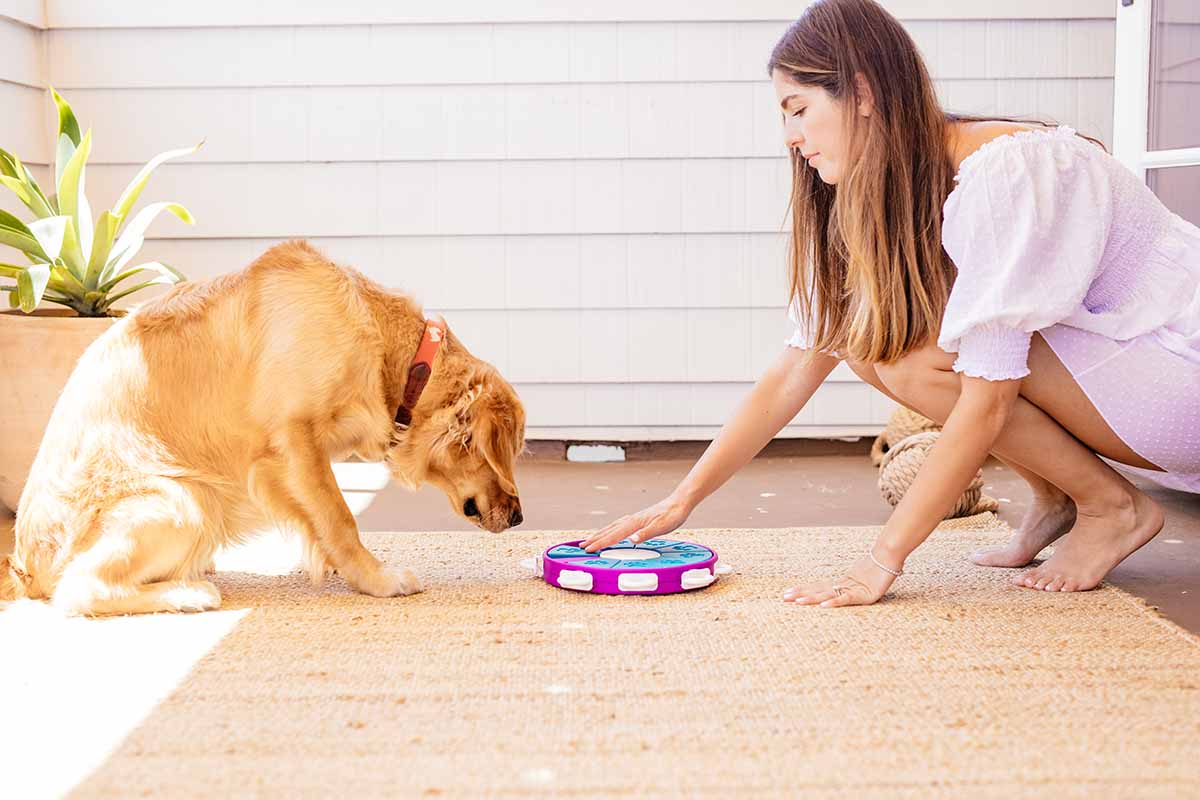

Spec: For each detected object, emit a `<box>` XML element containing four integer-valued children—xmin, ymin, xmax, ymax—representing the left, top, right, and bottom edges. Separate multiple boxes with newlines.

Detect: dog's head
<box><xmin>386</xmin><ymin>362</ymin><xmax>526</xmax><ymax>532</ymax></box>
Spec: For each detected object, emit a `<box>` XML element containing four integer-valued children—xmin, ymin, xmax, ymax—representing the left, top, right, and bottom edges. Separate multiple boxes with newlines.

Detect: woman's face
<box><xmin>772</xmin><ymin>69</ymin><xmax>853</xmax><ymax>185</ymax></box>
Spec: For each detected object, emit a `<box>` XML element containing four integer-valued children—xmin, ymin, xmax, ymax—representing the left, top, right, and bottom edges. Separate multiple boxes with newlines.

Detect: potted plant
<box><xmin>0</xmin><ymin>88</ymin><xmax>201</xmax><ymax>512</ymax></box>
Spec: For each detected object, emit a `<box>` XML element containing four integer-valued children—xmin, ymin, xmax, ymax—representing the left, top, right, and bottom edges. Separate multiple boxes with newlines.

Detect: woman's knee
<box><xmin>873</xmin><ymin>357</ymin><xmax>916</xmax><ymax>399</ymax></box>
<box><xmin>845</xmin><ymin>359</ymin><xmax>885</xmax><ymax>390</ymax></box>
<box><xmin>875</xmin><ymin>346</ymin><xmax>955</xmax><ymax>400</ymax></box>
<box><xmin>847</xmin><ymin>358</ymin><xmax>913</xmax><ymax>409</ymax></box>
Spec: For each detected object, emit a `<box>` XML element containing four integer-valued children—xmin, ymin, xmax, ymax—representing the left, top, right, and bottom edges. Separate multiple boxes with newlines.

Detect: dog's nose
<box><xmin>509</xmin><ymin>508</ymin><xmax>523</xmax><ymax>528</ymax></box>
<box><xmin>463</xmin><ymin>498</ymin><xmax>480</xmax><ymax>518</ymax></box>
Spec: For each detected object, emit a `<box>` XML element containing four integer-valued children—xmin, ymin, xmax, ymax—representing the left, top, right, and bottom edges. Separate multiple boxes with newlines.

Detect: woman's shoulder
<box><xmin>949</xmin><ymin>121</ymin><xmax>1043</xmax><ymax>174</ymax></box>
<box><xmin>942</xmin><ymin>121</ymin><xmax>1119</xmax><ymax>258</ymax></box>
<box><xmin>948</xmin><ymin>121</ymin><xmax>1095</xmax><ymax>185</ymax></box>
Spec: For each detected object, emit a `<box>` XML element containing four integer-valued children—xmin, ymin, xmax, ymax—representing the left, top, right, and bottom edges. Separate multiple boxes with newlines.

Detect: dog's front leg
<box><xmin>248</xmin><ymin>422</ymin><xmax>422</xmax><ymax>598</ymax></box>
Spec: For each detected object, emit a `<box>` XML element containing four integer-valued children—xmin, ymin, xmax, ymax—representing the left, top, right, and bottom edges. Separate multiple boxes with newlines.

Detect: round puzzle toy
<box><xmin>521</xmin><ymin>538</ymin><xmax>731</xmax><ymax>595</ymax></box>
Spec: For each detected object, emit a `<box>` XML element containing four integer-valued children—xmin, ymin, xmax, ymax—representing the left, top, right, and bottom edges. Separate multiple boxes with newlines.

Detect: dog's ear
<box><xmin>465</xmin><ymin>377</ymin><xmax>522</xmax><ymax>496</ymax></box>
<box><xmin>434</xmin><ymin>382</ymin><xmax>484</xmax><ymax>454</ymax></box>
<box><xmin>477</xmin><ymin>408</ymin><xmax>519</xmax><ymax>496</ymax></box>
<box><xmin>437</xmin><ymin>374</ymin><xmax>521</xmax><ymax>494</ymax></box>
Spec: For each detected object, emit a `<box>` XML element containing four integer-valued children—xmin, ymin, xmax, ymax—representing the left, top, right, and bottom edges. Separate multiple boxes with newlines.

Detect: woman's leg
<box><xmin>868</xmin><ymin>334</ymin><xmax>1164</xmax><ymax>592</ymax></box>
<box><xmin>846</xmin><ymin>358</ymin><xmax>1077</xmax><ymax>567</ymax></box>
<box><xmin>968</xmin><ymin>459</ymin><xmax>1076</xmax><ymax>567</ymax></box>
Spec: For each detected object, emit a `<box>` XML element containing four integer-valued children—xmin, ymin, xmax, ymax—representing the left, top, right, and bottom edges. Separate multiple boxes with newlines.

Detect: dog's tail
<box><xmin>0</xmin><ymin>554</ymin><xmax>29</xmax><ymax>602</ymax></box>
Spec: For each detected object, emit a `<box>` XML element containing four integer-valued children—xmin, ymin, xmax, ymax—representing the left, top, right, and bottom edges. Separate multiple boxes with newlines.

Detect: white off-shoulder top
<box><xmin>787</xmin><ymin>126</ymin><xmax>1200</xmax><ymax>381</ymax></box>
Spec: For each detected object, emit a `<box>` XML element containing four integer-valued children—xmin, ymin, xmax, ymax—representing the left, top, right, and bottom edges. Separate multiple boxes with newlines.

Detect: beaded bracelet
<box><xmin>869</xmin><ymin>547</ymin><xmax>904</xmax><ymax>577</ymax></box>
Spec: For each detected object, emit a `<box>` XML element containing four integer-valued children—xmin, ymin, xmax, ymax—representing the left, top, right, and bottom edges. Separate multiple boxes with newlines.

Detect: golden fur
<box><xmin>0</xmin><ymin>241</ymin><xmax>525</xmax><ymax>615</ymax></box>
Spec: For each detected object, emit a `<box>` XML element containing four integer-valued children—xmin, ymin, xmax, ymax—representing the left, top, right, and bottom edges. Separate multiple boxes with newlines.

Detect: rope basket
<box><xmin>873</xmin><ymin>409</ymin><xmax>999</xmax><ymax>519</ymax></box>
<box><xmin>869</xmin><ymin>406</ymin><xmax>940</xmax><ymax>466</ymax></box>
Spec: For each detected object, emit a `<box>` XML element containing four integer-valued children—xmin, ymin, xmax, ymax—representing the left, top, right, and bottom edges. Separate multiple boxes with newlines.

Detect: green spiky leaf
<box><xmin>84</xmin><ymin>211</ymin><xmax>121</xmax><ymax>289</ymax></box>
<box><xmin>51</xmin><ymin>87</ymin><xmax>82</xmax><ymax>148</ymax></box>
<box><xmin>0</xmin><ymin>148</ymin><xmax>54</xmax><ymax>218</ymax></box>
<box><xmin>103</xmin><ymin>202</ymin><xmax>193</xmax><ymax>285</ymax></box>
<box><xmin>27</xmin><ymin>216</ymin><xmax>69</xmax><ymax>261</ymax></box>
<box><xmin>100</xmin><ymin>260</ymin><xmax>184</xmax><ymax>294</ymax></box>
<box><xmin>16</xmin><ymin>262</ymin><xmax>51</xmax><ymax>311</ymax></box>
<box><xmin>112</xmin><ymin>141</ymin><xmax>203</xmax><ymax>222</ymax></box>
<box><xmin>0</xmin><ymin>176</ymin><xmax>31</xmax><ymax>204</ymax></box>
<box><xmin>0</xmin><ymin>209</ymin><xmax>48</xmax><ymax>261</ymax></box>
<box><xmin>57</xmin><ymin>129</ymin><xmax>91</xmax><ymax>226</ymax></box>
<box><xmin>57</xmin><ymin>220</ymin><xmax>86</xmax><ymax>280</ymax></box>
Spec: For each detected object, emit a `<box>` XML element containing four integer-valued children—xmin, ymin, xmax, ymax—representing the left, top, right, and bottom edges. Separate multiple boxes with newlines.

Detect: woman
<box><xmin>581</xmin><ymin>0</ymin><xmax>1200</xmax><ymax>607</ymax></box>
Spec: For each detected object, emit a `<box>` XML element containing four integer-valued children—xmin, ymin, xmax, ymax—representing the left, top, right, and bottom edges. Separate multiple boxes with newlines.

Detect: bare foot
<box><xmin>971</xmin><ymin>490</ymin><xmax>1075</xmax><ymax>568</ymax></box>
<box><xmin>1014</xmin><ymin>487</ymin><xmax>1164</xmax><ymax>593</ymax></box>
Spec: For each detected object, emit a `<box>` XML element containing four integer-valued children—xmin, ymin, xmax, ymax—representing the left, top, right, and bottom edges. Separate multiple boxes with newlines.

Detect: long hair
<box><xmin>767</xmin><ymin>0</ymin><xmax>1089</xmax><ymax>364</ymax></box>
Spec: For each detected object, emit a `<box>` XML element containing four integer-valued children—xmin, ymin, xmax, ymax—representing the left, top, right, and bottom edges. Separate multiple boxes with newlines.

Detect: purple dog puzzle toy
<box><xmin>522</xmin><ymin>538</ymin><xmax>730</xmax><ymax>595</ymax></box>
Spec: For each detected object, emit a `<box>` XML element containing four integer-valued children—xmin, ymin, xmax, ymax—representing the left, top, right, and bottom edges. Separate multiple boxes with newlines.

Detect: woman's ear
<box><xmin>854</xmin><ymin>73</ymin><xmax>875</xmax><ymax>118</ymax></box>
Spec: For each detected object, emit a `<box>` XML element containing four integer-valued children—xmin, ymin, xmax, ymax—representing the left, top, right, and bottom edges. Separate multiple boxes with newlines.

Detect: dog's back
<box><xmin>11</xmin><ymin>241</ymin><xmax>406</xmax><ymax>607</ymax></box>
<box><xmin>11</xmin><ymin>257</ymin><xmax>259</xmax><ymax>598</ymax></box>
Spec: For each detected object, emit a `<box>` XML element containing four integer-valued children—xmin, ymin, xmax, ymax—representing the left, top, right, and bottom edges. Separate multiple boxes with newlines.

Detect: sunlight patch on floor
<box><xmin>0</xmin><ymin>461</ymin><xmax>391</xmax><ymax>798</ymax></box>
<box><xmin>0</xmin><ymin>601</ymin><xmax>250</xmax><ymax>799</ymax></box>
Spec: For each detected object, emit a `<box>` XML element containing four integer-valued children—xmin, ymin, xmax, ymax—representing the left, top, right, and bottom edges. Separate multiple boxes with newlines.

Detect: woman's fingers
<box><xmin>579</xmin><ymin>521</ymin><xmax>619</xmax><ymax>549</ymax></box>
<box><xmin>581</xmin><ymin>501</ymin><xmax>686</xmax><ymax>552</ymax></box>
<box><xmin>627</xmin><ymin>516</ymin><xmax>670</xmax><ymax>544</ymax></box>
<box><xmin>627</xmin><ymin>525</ymin><xmax>659</xmax><ymax>545</ymax></box>
<box><xmin>581</xmin><ymin>515</ymin><xmax>643</xmax><ymax>551</ymax></box>
<box><xmin>581</xmin><ymin>515</ymin><xmax>634</xmax><ymax>546</ymax></box>
<box><xmin>783</xmin><ymin>583</ymin><xmax>837</xmax><ymax>605</ymax></box>
<box><xmin>818</xmin><ymin>586</ymin><xmax>864</xmax><ymax>607</ymax></box>
<box><xmin>784</xmin><ymin>579</ymin><xmax>875</xmax><ymax>607</ymax></box>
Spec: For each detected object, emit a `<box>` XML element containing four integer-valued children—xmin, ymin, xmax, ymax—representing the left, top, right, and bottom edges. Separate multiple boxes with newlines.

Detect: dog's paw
<box><xmin>162</xmin><ymin>581</ymin><xmax>223</xmax><ymax>612</ymax></box>
<box><xmin>359</xmin><ymin>567</ymin><xmax>424</xmax><ymax>598</ymax></box>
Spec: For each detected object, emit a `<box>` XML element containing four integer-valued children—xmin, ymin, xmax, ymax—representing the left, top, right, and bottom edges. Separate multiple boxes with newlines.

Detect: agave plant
<box><xmin>0</xmin><ymin>89</ymin><xmax>201</xmax><ymax>316</ymax></box>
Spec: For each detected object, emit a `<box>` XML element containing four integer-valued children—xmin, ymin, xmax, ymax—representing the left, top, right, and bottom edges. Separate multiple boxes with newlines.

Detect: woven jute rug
<box><xmin>34</xmin><ymin>513</ymin><xmax>1200</xmax><ymax>798</ymax></box>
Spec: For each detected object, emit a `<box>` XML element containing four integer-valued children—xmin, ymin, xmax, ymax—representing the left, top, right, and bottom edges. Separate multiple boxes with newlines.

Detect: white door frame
<box><xmin>1112</xmin><ymin>0</ymin><xmax>1200</xmax><ymax>180</ymax></box>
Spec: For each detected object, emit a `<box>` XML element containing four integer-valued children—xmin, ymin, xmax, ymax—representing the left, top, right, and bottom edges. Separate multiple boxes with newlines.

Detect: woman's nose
<box><xmin>783</xmin><ymin>121</ymin><xmax>803</xmax><ymax>151</ymax></box>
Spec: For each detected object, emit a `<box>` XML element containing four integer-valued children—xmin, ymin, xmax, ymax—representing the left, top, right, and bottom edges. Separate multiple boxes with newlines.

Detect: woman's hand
<box><xmin>580</xmin><ymin>495</ymin><xmax>693</xmax><ymax>553</ymax></box>
<box><xmin>782</xmin><ymin>552</ymin><xmax>900</xmax><ymax>608</ymax></box>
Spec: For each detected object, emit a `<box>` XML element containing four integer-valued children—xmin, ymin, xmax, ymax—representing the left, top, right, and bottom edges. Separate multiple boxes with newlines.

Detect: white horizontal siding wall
<box><xmin>0</xmin><ymin>6</ymin><xmax>47</xmax><ymax>223</ymax></box>
<box><xmin>24</xmin><ymin>2</ymin><xmax>1117</xmax><ymax>440</ymax></box>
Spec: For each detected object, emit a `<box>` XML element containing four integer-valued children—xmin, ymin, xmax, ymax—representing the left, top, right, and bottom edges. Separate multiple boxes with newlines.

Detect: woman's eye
<box><xmin>791</xmin><ymin>108</ymin><xmax>806</xmax><ymax>117</ymax></box>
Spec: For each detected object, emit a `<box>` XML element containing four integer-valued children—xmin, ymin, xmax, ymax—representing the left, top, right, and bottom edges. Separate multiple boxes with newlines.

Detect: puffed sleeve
<box><xmin>938</xmin><ymin>130</ymin><xmax>1114</xmax><ymax>380</ymax></box>
<box><xmin>785</xmin><ymin>291</ymin><xmax>817</xmax><ymax>349</ymax></box>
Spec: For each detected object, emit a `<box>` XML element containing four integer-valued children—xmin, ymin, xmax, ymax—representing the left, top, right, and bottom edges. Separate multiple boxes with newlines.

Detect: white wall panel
<box><xmin>9</xmin><ymin>8</ymin><xmax>1120</xmax><ymax>440</ymax></box>
<box><xmin>0</xmin><ymin>17</ymin><xmax>47</xmax><ymax>167</ymax></box>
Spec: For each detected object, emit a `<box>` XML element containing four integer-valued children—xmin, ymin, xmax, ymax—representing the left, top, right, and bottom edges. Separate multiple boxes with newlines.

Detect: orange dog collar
<box><xmin>395</xmin><ymin>317</ymin><xmax>447</xmax><ymax>430</ymax></box>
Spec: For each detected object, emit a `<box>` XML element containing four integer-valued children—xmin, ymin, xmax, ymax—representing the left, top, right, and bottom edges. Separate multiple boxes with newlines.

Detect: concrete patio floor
<box><xmin>3</xmin><ymin>441</ymin><xmax>1197</xmax><ymax>634</ymax></box>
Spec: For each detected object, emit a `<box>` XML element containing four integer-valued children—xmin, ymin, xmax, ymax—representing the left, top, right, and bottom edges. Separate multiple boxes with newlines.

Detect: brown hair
<box><xmin>767</xmin><ymin>0</ymin><xmax>1086</xmax><ymax>364</ymax></box>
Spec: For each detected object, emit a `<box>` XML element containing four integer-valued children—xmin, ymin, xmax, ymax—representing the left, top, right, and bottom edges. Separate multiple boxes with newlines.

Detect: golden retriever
<box><xmin>0</xmin><ymin>241</ymin><xmax>525</xmax><ymax>615</ymax></box>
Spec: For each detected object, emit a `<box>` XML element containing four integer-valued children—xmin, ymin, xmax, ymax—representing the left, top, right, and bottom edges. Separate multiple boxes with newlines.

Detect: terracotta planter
<box><xmin>0</xmin><ymin>309</ymin><xmax>122</xmax><ymax>513</ymax></box>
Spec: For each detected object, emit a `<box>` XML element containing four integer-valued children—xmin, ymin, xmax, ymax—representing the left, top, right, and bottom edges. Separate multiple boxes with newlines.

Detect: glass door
<box><xmin>1113</xmin><ymin>0</ymin><xmax>1200</xmax><ymax>225</ymax></box>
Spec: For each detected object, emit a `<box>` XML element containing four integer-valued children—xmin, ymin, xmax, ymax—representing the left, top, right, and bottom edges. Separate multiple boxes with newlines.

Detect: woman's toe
<box><xmin>1015</xmin><ymin>567</ymin><xmax>1042</xmax><ymax>588</ymax></box>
